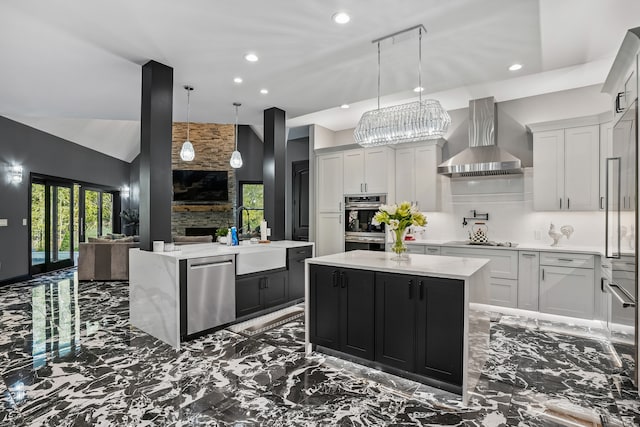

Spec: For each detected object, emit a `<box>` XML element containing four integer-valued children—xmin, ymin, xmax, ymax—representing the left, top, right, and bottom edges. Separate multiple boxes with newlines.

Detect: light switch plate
<box><xmin>23</xmin><ymin>218</ymin><xmax>27</xmax><ymax>226</ymax></box>
<box><xmin>0</xmin><ymin>219</ymin><xmax>7</xmax><ymax>227</ymax></box>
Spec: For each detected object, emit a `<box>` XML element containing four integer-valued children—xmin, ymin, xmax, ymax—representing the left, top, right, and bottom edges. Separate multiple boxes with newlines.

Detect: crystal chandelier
<box><xmin>180</xmin><ymin>85</ymin><xmax>195</xmax><ymax>161</ymax></box>
<box><xmin>354</xmin><ymin>25</ymin><xmax>450</xmax><ymax>147</ymax></box>
<box><xmin>229</xmin><ymin>102</ymin><xmax>243</xmax><ymax>168</ymax></box>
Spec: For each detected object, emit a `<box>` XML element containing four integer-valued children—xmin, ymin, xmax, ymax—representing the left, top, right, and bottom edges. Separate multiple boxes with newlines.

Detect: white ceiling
<box><xmin>1</xmin><ymin>0</ymin><xmax>639</xmax><ymax>162</ymax></box>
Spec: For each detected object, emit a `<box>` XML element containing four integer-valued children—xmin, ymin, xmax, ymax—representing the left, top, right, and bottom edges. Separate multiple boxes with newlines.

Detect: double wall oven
<box><xmin>344</xmin><ymin>195</ymin><xmax>386</xmax><ymax>252</ymax></box>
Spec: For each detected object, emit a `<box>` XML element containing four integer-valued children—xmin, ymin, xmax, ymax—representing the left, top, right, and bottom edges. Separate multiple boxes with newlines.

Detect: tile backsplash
<box><xmin>418</xmin><ymin>169</ymin><xmax>606</xmax><ymax>248</ymax></box>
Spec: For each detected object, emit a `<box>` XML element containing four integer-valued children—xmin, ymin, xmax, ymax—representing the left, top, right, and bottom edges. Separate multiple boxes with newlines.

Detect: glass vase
<box><xmin>391</xmin><ymin>227</ymin><xmax>409</xmax><ymax>260</ymax></box>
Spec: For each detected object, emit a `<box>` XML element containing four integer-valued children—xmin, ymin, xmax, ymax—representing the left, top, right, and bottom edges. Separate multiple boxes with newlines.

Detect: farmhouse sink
<box><xmin>235</xmin><ymin>245</ymin><xmax>286</xmax><ymax>275</ymax></box>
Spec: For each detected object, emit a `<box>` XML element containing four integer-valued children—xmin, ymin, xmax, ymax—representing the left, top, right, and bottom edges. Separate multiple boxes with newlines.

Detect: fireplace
<box><xmin>185</xmin><ymin>227</ymin><xmax>218</xmax><ymax>237</ymax></box>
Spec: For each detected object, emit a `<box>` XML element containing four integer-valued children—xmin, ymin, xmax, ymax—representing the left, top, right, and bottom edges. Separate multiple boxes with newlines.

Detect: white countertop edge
<box><xmin>130</xmin><ymin>240</ymin><xmax>313</xmax><ymax>260</ymax></box>
<box><xmin>306</xmin><ymin>251</ymin><xmax>490</xmax><ymax>280</ymax></box>
<box><xmin>404</xmin><ymin>240</ymin><xmax>604</xmax><ymax>256</ymax></box>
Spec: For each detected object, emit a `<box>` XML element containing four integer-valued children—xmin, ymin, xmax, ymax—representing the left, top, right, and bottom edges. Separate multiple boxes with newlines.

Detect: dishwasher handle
<box><xmin>189</xmin><ymin>260</ymin><xmax>234</xmax><ymax>270</ymax></box>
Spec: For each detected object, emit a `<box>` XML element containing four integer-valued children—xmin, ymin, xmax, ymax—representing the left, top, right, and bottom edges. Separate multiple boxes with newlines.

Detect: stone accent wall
<box><xmin>171</xmin><ymin>122</ymin><xmax>236</xmax><ymax>236</ymax></box>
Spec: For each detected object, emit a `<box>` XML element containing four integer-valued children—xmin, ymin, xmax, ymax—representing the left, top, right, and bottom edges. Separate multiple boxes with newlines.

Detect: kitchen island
<box><xmin>129</xmin><ymin>240</ymin><xmax>313</xmax><ymax>349</ymax></box>
<box><xmin>305</xmin><ymin>250</ymin><xmax>490</xmax><ymax>405</ymax></box>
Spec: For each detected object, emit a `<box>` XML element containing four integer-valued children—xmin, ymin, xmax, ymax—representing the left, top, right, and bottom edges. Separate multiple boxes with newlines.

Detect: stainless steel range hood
<box><xmin>437</xmin><ymin>97</ymin><xmax>523</xmax><ymax>177</ymax></box>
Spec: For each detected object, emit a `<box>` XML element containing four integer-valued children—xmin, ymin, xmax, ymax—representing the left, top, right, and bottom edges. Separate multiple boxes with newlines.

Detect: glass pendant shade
<box><xmin>180</xmin><ymin>140</ymin><xmax>195</xmax><ymax>161</ymax></box>
<box><xmin>354</xmin><ymin>99</ymin><xmax>451</xmax><ymax>147</ymax></box>
<box><xmin>230</xmin><ymin>150</ymin><xmax>243</xmax><ymax>168</ymax></box>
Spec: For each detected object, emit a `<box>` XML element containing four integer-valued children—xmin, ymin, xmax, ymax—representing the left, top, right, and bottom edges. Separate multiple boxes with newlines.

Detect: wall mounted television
<box><xmin>172</xmin><ymin>170</ymin><xmax>228</xmax><ymax>203</ymax></box>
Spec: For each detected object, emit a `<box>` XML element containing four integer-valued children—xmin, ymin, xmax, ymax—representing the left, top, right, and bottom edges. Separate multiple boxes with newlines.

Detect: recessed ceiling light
<box><xmin>260</xmin><ymin>89</ymin><xmax>269</xmax><ymax>94</ymax></box>
<box><xmin>332</xmin><ymin>12</ymin><xmax>350</xmax><ymax>24</ymax></box>
<box><xmin>340</xmin><ymin>104</ymin><xmax>350</xmax><ymax>109</ymax></box>
<box><xmin>413</xmin><ymin>86</ymin><xmax>424</xmax><ymax>93</ymax></box>
<box><xmin>244</xmin><ymin>53</ymin><xmax>259</xmax><ymax>62</ymax></box>
<box><xmin>233</xmin><ymin>77</ymin><xmax>243</xmax><ymax>84</ymax></box>
<box><xmin>509</xmin><ymin>63</ymin><xmax>522</xmax><ymax>71</ymax></box>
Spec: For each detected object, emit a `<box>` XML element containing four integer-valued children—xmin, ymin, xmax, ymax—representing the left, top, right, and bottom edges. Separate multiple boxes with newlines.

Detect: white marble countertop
<box><xmin>306</xmin><ymin>250</ymin><xmax>490</xmax><ymax>280</ymax></box>
<box><xmin>404</xmin><ymin>239</ymin><xmax>604</xmax><ymax>256</ymax></box>
<box><xmin>148</xmin><ymin>240</ymin><xmax>312</xmax><ymax>260</ymax></box>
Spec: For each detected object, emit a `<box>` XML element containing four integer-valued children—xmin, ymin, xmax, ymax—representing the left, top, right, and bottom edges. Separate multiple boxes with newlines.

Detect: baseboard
<box><xmin>0</xmin><ymin>274</ymin><xmax>31</xmax><ymax>287</ymax></box>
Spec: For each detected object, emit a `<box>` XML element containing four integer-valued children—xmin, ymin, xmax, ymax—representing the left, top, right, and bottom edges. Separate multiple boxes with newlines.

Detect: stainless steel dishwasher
<box><xmin>186</xmin><ymin>255</ymin><xmax>236</xmax><ymax>335</ymax></box>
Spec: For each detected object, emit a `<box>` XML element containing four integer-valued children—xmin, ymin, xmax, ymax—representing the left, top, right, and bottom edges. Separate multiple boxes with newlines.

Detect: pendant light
<box><xmin>354</xmin><ymin>25</ymin><xmax>450</xmax><ymax>147</ymax></box>
<box><xmin>180</xmin><ymin>85</ymin><xmax>195</xmax><ymax>161</ymax></box>
<box><xmin>230</xmin><ymin>102</ymin><xmax>243</xmax><ymax>168</ymax></box>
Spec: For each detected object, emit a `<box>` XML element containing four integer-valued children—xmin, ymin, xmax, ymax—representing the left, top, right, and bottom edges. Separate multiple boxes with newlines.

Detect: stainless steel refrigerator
<box><xmin>606</xmin><ymin>99</ymin><xmax>638</xmax><ymax>385</ymax></box>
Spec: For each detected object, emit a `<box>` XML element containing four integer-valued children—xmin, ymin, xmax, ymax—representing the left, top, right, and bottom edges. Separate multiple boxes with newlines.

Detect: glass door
<box><xmin>31</xmin><ymin>179</ymin><xmax>74</xmax><ymax>274</ymax></box>
<box><xmin>78</xmin><ymin>187</ymin><xmax>118</xmax><ymax>243</ymax></box>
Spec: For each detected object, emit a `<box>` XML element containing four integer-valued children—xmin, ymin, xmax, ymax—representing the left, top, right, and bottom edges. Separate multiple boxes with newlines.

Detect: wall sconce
<box><xmin>10</xmin><ymin>165</ymin><xmax>22</xmax><ymax>184</ymax></box>
<box><xmin>121</xmin><ymin>186</ymin><xmax>130</xmax><ymax>198</ymax></box>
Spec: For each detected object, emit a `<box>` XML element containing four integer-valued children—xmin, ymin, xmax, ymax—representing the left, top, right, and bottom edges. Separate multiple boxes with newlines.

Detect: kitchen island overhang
<box><xmin>304</xmin><ymin>250</ymin><xmax>491</xmax><ymax>406</ymax></box>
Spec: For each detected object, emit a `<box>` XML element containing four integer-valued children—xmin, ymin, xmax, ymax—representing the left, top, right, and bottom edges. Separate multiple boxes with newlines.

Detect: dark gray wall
<box><xmin>285</xmin><ymin>137</ymin><xmax>309</xmax><ymax>239</ymax></box>
<box><xmin>263</xmin><ymin>108</ymin><xmax>287</xmax><ymax>240</ymax></box>
<box><xmin>0</xmin><ymin>116</ymin><xmax>131</xmax><ymax>282</ymax></box>
<box><xmin>235</xmin><ymin>125</ymin><xmax>264</xmax><ymax>184</ymax></box>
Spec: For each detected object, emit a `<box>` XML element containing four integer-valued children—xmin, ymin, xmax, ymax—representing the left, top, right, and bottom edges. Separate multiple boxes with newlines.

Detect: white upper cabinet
<box><xmin>317</xmin><ymin>152</ymin><xmax>344</xmax><ymax>213</ymax></box>
<box><xmin>531</xmin><ymin>122</ymin><xmax>600</xmax><ymax>211</ymax></box>
<box><xmin>343</xmin><ymin>147</ymin><xmax>394</xmax><ymax>195</ymax></box>
<box><xmin>394</xmin><ymin>142</ymin><xmax>443</xmax><ymax>211</ymax></box>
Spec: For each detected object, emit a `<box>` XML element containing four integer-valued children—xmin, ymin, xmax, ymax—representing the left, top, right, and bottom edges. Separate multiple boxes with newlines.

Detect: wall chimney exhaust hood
<box><xmin>437</xmin><ymin>97</ymin><xmax>523</xmax><ymax>177</ymax></box>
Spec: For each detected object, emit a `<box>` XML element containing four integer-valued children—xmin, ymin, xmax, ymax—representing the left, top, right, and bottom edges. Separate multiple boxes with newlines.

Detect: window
<box><xmin>239</xmin><ymin>182</ymin><xmax>264</xmax><ymax>234</ymax></box>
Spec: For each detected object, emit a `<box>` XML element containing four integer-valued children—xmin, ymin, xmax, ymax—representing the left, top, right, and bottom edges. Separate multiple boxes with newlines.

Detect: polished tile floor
<box><xmin>0</xmin><ymin>269</ymin><xmax>639</xmax><ymax>426</ymax></box>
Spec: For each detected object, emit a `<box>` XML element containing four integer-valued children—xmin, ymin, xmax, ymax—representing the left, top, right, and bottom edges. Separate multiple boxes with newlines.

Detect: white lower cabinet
<box><xmin>518</xmin><ymin>252</ymin><xmax>540</xmax><ymax>311</ymax></box>
<box><xmin>539</xmin><ymin>265</ymin><xmax>595</xmax><ymax>319</ymax></box>
<box><xmin>440</xmin><ymin>247</ymin><xmax>518</xmax><ymax>308</ymax></box>
<box><xmin>406</xmin><ymin>244</ymin><xmax>425</xmax><ymax>254</ymax></box>
<box><xmin>316</xmin><ymin>213</ymin><xmax>343</xmax><ymax>256</ymax></box>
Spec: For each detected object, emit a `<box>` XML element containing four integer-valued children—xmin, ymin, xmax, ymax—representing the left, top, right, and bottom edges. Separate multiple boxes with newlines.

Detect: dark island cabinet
<box><xmin>375</xmin><ymin>273</ymin><xmax>463</xmax><ymax>385</ymax></box>
<box><xmin>236</xmin><ymin>270</ymin><xmax>288</xmax><ymax>318</ymax></box>
<box><xmin>375</xmin><ymin>272</ymin><xmax>417</xmax><ymax>372</ymax></box>
<box><xmin>416</xmin><ymin>276</ymin><xmax>463</xmax><ymax>385</ymax></box>
<box><xmin>309</xmin><ymin>265</ymin><xmax>375</xmax><ymax>359</ymax></box>
<box><xmin>287</xmin><ymin>245</ymin><xmax>313</xmax><ymax>300</ymax></box>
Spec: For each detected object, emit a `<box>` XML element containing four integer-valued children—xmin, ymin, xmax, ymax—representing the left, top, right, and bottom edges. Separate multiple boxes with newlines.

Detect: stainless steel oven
<box><xmin>344</xmin><ymin>195</ymin><xmax>386</xmax><ymax>252</ymax></box>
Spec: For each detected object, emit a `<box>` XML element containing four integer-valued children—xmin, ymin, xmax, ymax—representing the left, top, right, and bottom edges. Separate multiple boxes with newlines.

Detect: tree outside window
<box><xmin>240</xmin><ymin>183</ymin><xmax>264</xmax><ymax>234</ymax></box>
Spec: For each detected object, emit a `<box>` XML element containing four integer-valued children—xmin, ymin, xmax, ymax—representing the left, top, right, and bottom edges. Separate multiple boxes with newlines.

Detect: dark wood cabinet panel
<box><xmin>416</xmin><ymin>277</ymin><xmax>463</xmax><ymax>384</ymax></box>
<box><xmin>287</xmin><ymin>246</ymin><xmax>311</xmax><ymax>301</ymax></box>
<box><xmin>236</xmin><ymin>275</ymin><xmax>263</xmax><ymax>318</ymax></box>
<box><xmin>340</xmin><ymin>269</ymin><xmax>375</xmax><ymax>359</ymax></box>
<box><xmin>375</xmin><ymin>272</ymin><xmax>417</xmax><ymax>372</ymax></box>
<box><xmin>309</xmin><ymin>265</ymin><xmax>341</xmax><ymax>350</ymax></box>
<box><xmin>309</xmin><ymin>265</ymin><xmax>465</xmax><ymax>389</ymax></box>
<box><xmin>262</xmin><ymin>270</ymin><xmax>288</xmax><ymax>308</ymax></box>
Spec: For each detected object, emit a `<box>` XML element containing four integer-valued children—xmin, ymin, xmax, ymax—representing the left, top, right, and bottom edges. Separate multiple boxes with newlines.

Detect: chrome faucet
<box><xmin>237</xmin><ymin>206</ymin><xmax>250</xmax><ymax>235</ymax></box>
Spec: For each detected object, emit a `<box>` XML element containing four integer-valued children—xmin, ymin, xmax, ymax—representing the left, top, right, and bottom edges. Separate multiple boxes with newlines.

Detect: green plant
<box><xmin>120</xmin><ymin>208</ymin><xmax>139</xmax><ymax>225</ymax></box>
<box><xmin>216</xmin><ymin>227</ymin><xmax>229</xmax><ymax>237</ymax></box>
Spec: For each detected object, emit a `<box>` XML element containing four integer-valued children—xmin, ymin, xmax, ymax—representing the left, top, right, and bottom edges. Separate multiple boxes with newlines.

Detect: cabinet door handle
<box><xmin>601</xmin><ymin>278</ymin><xmax>605</xmax><ymax>292</ymax></box>
<box><xmin>338</xmin><ymin>214</ymin><xmax>341</xmax><ymax>224</ymax></box>
<box><xmin>567</xmin><ymin>198</ymin><xmax>570</xmax><ymax>210</ymax></box>
<box><xmin>408</xmin><ymin>280</ymin><xmax>413</xmax><ymax>299</ymax></box>
<box><xmin>338</xmin><ymin>201</ymin><xmax>342</xmax><ymax>211</ymax></box>
<box><xmin>340</xmin><ymin>272</ymin><xmax>347</xmax><ymax>288</ymax></box>
<box><xmin>557</xmin><ymin>258</ymin><xmax>574</xmax><ymax>262</ymax></box>
<box><xmin>521</xmin><ymin>253</ymin><xmax>536</xmax><ymax>258</ymax></box>
<box><xmin>360</xmin><ymin>183</ymin><xmax>363</xmax><ymax>192</ymax></box>
<box><xmin>419</xmin><ymin>280</ymin><xmax>424</xmax><ymax>300</ymax></box>
<box><xmin>365</xmin><ymin>183</ymin><xmax>368</xmax><ymax>192</ymax></box>
<box><xmin>616</xmin><ymin>91</ymin><xmax>625</xmax><ymax>113</ymax></box>
<box><xmin>600</xmin><ymin>196</ymin><xmax>604</xmax><ymax>210</ymax></box>
<box><xmin>559</xmin><ymin>198</ymin><xmax>562</xmax><ymax>209</ymax></box>
<box><xmin>332</xmin><ymin>271</ymin><xmax>339</xmax><ymax>287</ymax></box>
<box><xmin>541</xmin><ymin>269</ymin><xmax>545</xmax><ymax>281</ymax></box>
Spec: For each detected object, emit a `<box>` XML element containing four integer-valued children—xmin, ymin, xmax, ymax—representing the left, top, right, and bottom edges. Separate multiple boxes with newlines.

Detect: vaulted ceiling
<box><xmin>1</xmin><ymin>0</ymin><xmax>639</xmax><ymax>161</ymax></box>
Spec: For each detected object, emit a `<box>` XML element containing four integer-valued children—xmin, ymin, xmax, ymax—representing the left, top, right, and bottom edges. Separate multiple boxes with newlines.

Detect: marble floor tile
<box><xmin>0</xmin><ymin>269</ymin><xmax>639</xmax><ymax>425</ymax></box>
